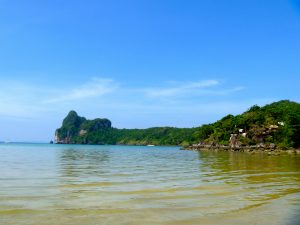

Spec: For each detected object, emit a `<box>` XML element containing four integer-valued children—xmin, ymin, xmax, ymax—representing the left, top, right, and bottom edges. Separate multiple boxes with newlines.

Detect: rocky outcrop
<box><xmin>55</xmin><ymin>111</ymin><xmax>112</xmax><ymax>144</ymax></box>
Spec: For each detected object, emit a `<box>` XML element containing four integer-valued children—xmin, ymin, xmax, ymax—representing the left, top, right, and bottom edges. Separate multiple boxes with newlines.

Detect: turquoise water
<box><xmin>0</xmin><ymin>143</ymin><xmax>300</xmax><ymax>225</ymax></box>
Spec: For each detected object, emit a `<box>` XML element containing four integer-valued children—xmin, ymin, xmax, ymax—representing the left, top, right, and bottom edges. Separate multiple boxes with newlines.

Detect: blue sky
<box><xmin>0</xmin><ymin>0</ymin><xmax>299</xmax><ymax>142</ymax></box>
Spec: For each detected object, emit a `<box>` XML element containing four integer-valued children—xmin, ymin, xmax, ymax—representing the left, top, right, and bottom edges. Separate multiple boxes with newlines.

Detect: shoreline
<box><xmin>183</xmin><ymin>145</ymin><xmax>300</xmax><ymax>155</ymax></box>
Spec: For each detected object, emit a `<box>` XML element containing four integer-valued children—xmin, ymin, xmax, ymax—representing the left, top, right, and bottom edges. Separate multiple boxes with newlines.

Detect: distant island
<box><xmin>55</xmin><ymin>100</ymin><xmax>300</xmax><ymax>151</ymax></box>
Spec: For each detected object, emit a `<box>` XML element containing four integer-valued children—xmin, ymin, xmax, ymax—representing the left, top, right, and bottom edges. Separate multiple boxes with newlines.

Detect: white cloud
<box><xmin>0</xmin><ymin>77</ymin><xmax>246</xmax><ymax>122</ymax></box>
<box><xmin>143</xmin><ymin>79</ymin><xmax>243</xmax><ymax>98</ymax></box>
<box><xmin>143</xmin><ymin>80</ymin><xmax>218</xmax><ymax>97</ymax></box>
<box><xmin>45</xmin><ymin>78</ymin><xmax>118</xmax><ymax>103</ymax></box>
<box><xmin>184</xmin><ymin>80</ymin><xmax>220</xmax><ymax>88</ymax></box>
<box><xmin>0</xmin><ymin>81</ymin><xmax>45</xmax><ymax>118</ymax></box>
<box><xmin>0</xmin><ymin>77</ymin><xmax>118</xmax><ymax>118</ymax></box>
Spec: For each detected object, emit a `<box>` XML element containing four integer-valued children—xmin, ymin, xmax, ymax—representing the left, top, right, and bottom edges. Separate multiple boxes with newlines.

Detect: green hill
<box><xmin>55</xmin><ymin>100</ymin><xmax>300</xmax><ymax>148</ymax></box>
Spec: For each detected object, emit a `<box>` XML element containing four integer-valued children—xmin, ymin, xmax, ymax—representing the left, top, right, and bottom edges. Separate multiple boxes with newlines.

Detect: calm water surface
<box><xmin>0</xmin><ymin>143</ymin><xmax>299</xmax><ymax>225</ymax></box>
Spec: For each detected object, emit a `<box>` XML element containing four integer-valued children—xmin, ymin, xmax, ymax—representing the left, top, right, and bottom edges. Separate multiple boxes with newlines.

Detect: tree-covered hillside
<box><xmin>55</xmin><ymin>100</ymin><xmax>300</xmax><ymax>148</ymax></box>
<box><xmin>55</xmin><ymin>111</ymin><xmax>197</xmax><ymax>146</ymax></box>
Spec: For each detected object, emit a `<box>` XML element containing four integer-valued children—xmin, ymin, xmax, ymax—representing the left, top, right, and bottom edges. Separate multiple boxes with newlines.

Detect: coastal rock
<box><xmin>55</xmin><ymin>110</ymin><xmax>112</xmax><ymax>144</ymax></box>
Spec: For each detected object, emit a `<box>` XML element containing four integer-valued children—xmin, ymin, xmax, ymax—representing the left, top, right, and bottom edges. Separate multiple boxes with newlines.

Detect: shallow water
<box><xmin>0</xmin><ymin>143</ymin><xmax>299</xmax><ymax>225</ymax></box>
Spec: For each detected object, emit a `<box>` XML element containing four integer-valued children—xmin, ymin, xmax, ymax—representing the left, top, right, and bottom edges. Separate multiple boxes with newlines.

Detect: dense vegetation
<box><xmin>55</xmin><ymin>100</ymin><xmax>300</xmax><ymax>148</ymax></box>
<box><xmin>56</xmin><ymin>111</ymin><xmax>197</xmax><ymax>146</ymax></box>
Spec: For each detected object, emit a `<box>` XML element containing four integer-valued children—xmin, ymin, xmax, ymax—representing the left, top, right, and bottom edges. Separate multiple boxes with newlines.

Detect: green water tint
<box><xmin>0</xmin><ymin>144</ymin><xmax>299</xmax><ymax>225</ymax></box>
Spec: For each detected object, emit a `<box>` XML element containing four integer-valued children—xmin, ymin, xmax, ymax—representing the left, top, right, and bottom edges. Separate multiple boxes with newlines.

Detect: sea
<box><xmin>0</xmin><ymin>143</ymin><xmax>300</xmax><ymax>225</ymax></box>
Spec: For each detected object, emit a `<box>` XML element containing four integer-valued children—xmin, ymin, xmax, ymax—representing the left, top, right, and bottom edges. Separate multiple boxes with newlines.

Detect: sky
<box><xmin>0</xmin><ymin>0</ymin><xmax>299</xmax><ymax>142</ymax></box>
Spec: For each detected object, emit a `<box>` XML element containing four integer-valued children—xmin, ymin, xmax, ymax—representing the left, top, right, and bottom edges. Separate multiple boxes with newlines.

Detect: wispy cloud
<box><xmin>45</xmin><ymin>78</ymin><xmax>118</xmax><ymax>103</ymax></box>
<box><xmin>143</xmin><ymin>79</ymin><xmax>243</xmax><ymax>98</ymax></box>
<box><xmin>0</xmin><ymin>77</ymin><xmax>119</xmax><ymax>118</ymax></box>
<box><xmin>0</xmin><ymin>81</ymin><xmax>46</xmax><ymax>117</ymax></box>
<box><xmin>0</xmin><ymin>77</ymin><xmax>246</xmax><ymax>122</ymax></box>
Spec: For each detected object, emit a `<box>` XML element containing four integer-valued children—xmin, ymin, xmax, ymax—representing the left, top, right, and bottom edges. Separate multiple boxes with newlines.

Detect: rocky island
<box><xmin>55</xmin><ymin>110</ymin><xmax>198</xmax><ymax>146</ymax></box>
<box><xmin>55</xmin><ymin>100</ymin><xmax>300</xmax><ymax>152</ymax></box>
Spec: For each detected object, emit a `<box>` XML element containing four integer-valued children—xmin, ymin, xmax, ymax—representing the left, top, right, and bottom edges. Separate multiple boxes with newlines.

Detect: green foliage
<box><xmin>193</xmin><ymin>124</ymin><xmax>214</xmax><ymax>141</ymax></box>
<box><xmin>55</xmin><ymin>100</ymin><xmax>300</xmax><ymax>147</ymax></box>
<box><xmin>209</xmin><ymin>100</ymin><xmax>300</xmax><ymax>148</ymax></box>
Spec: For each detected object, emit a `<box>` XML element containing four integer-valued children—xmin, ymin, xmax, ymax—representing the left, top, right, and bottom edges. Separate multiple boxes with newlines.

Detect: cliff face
<box><xmin>55</xmin><ymin>111</ymin><xmax>112</xmax><ymax>144</ymax></box>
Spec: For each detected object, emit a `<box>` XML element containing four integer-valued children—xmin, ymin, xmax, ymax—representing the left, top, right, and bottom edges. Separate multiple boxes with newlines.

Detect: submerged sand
<box><xmin>0</xmin><ymin>144</ymin><xmax>299</xmax><ymax>225</ymax></box>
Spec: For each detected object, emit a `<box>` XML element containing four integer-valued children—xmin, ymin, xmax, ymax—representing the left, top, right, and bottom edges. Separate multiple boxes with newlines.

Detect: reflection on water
<box><xmin>59</xmin><ymin>147</ymin><xmax>110</xmax><ymax>178</ymax></box>
<box><xmin>0</xmin><ymin>143</ymin><xmax>299</xmax><ymax>225</ymax></box>
<box><xmin>199</xmin><ymin>151</ymin><xmax>300</xmax><ymax>203</ymax></box>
